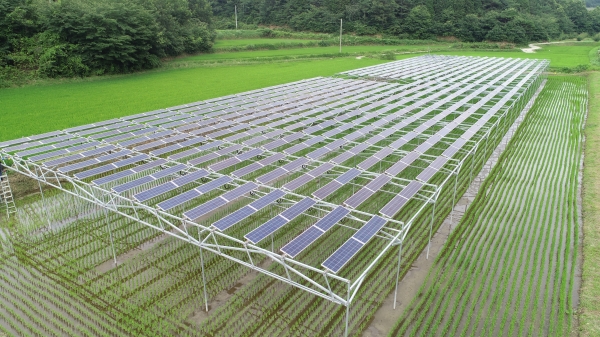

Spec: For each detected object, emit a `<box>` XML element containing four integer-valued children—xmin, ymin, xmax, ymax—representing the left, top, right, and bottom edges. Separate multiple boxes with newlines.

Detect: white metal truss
<box><xmin>0</xmin><ymin>55</ymin><xmax>549</xmax><ymax>336</ymax></box>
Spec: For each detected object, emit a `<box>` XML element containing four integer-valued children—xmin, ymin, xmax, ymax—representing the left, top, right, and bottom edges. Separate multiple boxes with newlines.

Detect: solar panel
<box><xmin>134</xmin><ymin>170</ymin><xmax>208</xmax><ymax>202</ymax></box>
<box><xmin>322</xmin><ymin>239</ymin><xmax>364</xmax><ymax>273</ymax></box>
<box><xmin>29</xmin><ymin>142</ymin><xmax>101</xmax><ymax>162</ymax></box>
<box><xmin>256</xmin><ymin>168</ymin><xmax>287</xmax><ymax>184</ymax></box>
<box><xmin>282</xmin><ymin>174</ymin><xmax>313</xmax><ymax>191</ymax></box>
<box><xmin>59</xmin><ymin>150</ymin><xmax>132</xmax><ymax>174</ymax></box>
<box><xmin>336</xmin><ymin>169</ymin><xmax>361</xmax><ymax>184</ymax></box>
<box><xmin>380</xmin><ymin>195</ymin><xmax>409</xmax><ymax>218</ymax></box>
<box><xmin>245</xmin><ymin>216</ymin><xmax>288</xmax><ymax>244</ymax></box>
<box><xmin>314</xmin><ymin>206</ymin><xmax>350</xmax><ymax>231</ymax></box>
<box><xmin>312</xmin><ymin>180</ymin><xmax>342</xmax><ymax>200</ymax></box>
<box><xmin>280</xmin><ymin>198</ymin><xmax>316</xmax><ymax>220</ymax></box>
<box><xmin>237</xmin><ymin>148</ymin><xmax>264</xmax><ymax>161</ymax></box>
<box><xmin>249</xmin><ymin>189</ymin><xmax>286</xmax><ymax>210</ymax></box>
<box><xmin>208</xmin><ymin>157</ymin><xmax>241</xmax><ymax>172</ymax></box>
<box><xmin>158</xmin><ymin>189</ymin><xmax>202</xmax><ymax>211</ymax></box>
<box><xmin>307</xmin><ymin>147</ymin><xmax>330</xmax><ymax>160</ymax></box>
<box><xmin>221</xmin><ymin>182</ymin><xmax>257</xmax><ymax>201</ymax></box>
<box><xmin>414</xmin><ymin>142</ymin><xmax>433</xmax><ymax>154</ymax></box>
<box><xmin>344</xmin><ymin>188</ymin><xmax>374</xmax><ymax>209</ymax></box>
<box><xmin>280</xmin><ymin>226</ymin><xmax>324</xmax><ymax>258</ymax></box>
<box><xmin>16</xmin><ymin>139</ymin><xmax>87</xmax><ymax>158</ymax></box>
<box><xmin>353</xmin><ymin>216</ymin><xmax>387</xmax><ymax>244</ymax></box>
<box><xmin>284</xmin><ymin>143</ymin><xmax>307</xmax><ymax>155</ymax></box>
<box><xmin>231</xmin><ymin>163</ymin><xmax>262</xmax><ymax>177</ymax></box>
<box><xmin>416</xmin><ymin>167</ymin><xmax>438</xmax><ymax>182</ymax></box>
<box><xmin>197</xmin><ymin>176</ymin><xmax>232</xmax><ymax>194</ymax></box>
<box><xmin>173</xmin><ymin>170</ymin><xmax>210</xmax><ymax>187</ymax></box>
<box><xmin>357</xmin><ymin>157</ymin><xmax>380</xmax><ymax>171</ymax></box>
<box><xmin>400</xmin><ymin>181</ymin><xmax>423</xmax><ymax>199</ymax></box>
<box><xmin>168</xmin><ymin>141</ymin><xmax>222</xmax><ymax>160</ymax></box>
<box><xmin>43</xmin><ymin>145</ymin><xmax>115</xmax><ymax>167</ymax></box>
<box><xmin>74</xmin><ymin>154</ymin><xmax>149</xmax><ymax>179</ymax></box>
<box><xmin>330</xmin><ymin>152</ymin><xmax>354</xmax><ymax>165</ymax></box>
<box><xmin>113</xmin><ymin>176</ymin><xmax>154</xmax><ymax>193</ymax></box>
<box><xmin>212</xmin><ymin>206</ymin><xmax>256</xmax><ymax>231</ymax></box>
<box><xmin>263</xmin><ymin>139</ymin><xmax>287</xmax><ymax>151</ymax></box>
<box><xmin>188</xmin><ymin>153</ymin><xmax>219</xmax><ymax>166</ymax></box>
<box><xmin>282</xmin><ymin>157</ymin><xmax>309</xmax><ymax>172</ymax></box>
<box><xmin>183</xmin><ymin>197</ymin><xmax>228</xmax><ymax>220</ymax></box>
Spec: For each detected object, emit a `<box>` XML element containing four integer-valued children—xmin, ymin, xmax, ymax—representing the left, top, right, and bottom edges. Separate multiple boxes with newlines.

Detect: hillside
<box><xmin>211</xmin><ymin>0</ymin><xmax>600</xmax><ymax>43</ymax></box>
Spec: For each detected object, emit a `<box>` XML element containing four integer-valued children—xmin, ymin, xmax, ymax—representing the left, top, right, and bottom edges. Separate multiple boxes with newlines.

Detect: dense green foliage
<box><xmin>0</xmin><ymin>0</ymin><xmax>215</xmax><ymax>83</ymax></box>
<box><xmin>211</xmin><ymin>0</ymin><xmax>600</xmax><ymax>44</ymax></box>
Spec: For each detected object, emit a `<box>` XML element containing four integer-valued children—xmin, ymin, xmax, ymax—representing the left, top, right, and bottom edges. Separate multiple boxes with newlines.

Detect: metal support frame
<box><xmin>0</xmin><ymin>57</ymin><xmax>549</xmax><ymax>333</ymax></box>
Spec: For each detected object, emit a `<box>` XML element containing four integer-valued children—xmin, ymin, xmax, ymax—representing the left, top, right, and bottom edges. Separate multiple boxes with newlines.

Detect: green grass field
<box><xmin>178</xmin><ymin>45</ymin><xmax>436</xmax><ymax>61</ymax></box>
<box><xmin>213</xmin><ymin>38</ymin><xmax>318</xmax><ymax>47</ymax></box>
<box><xmin>437</xmin><ymin>43</ymin><xmax>597</xmax><ymax>68</ymax></box>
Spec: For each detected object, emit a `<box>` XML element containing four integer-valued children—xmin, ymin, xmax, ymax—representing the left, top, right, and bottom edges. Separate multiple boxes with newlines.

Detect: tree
<box><xmin>403</xmin><ymin>5</ymin><xmax>432</xmax><ymax>39</ymax></box>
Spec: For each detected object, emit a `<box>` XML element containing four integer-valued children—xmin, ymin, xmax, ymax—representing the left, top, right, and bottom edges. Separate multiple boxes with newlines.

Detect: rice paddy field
<box><xmin>0</xmin><ymin>37</ymin><xmax>599</xmax><ymax>337</ymax></box>
<box><xmin>388</xmin><ymin>76</ymin><xmax>586</xmax><ymax>336</ymax></box>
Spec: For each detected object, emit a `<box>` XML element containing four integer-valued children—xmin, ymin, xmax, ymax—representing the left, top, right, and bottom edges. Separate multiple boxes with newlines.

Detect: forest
<box><xmin>212</xmin><ymin>0</ymin><xmax>600</xmax><ymax>42</ymax></box>
<box><xmin>2</xmin><ymin>0</ymin><xmax>600</xmax><ymax>82</ymax></box>
<box><xmin>0</xmin><ymin>0</ymin><xmax>214</xmax><ymax>80</ymax></box>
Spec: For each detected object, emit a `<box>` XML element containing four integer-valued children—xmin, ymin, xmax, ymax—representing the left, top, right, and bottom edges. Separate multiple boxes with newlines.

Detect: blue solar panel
<box><xmin>256</xmin><ymin>168</ymin><xmax>287</xmax><ymax>184</ymax></box>
<box><xmin>74</xmin><ymin>154</ymin><xmax>149</xmax><ymax>180</ymax></box>
<box><xmin>322</xmin><ymin>239</ymin><xmax>364</xmax><ymax>273</ymax></box>
<box><xmin>196</xmin><ymin>176</ymin><xmax>232</xmax><ymax>194</ymax></box>
<box><xmin>134</xmin><ymin>170</ymin><xmax>208</xmax><ymax>202</ymax></box>
<box><xmin>280</xmin><ymin>226</ymin><xmax>324</xmax><ymax>258</ymax></box>
<box><xmin>209</xmin><ymin>157</ymin><xmax>240</xmax><ymax>172</ymax></box>
<box><xmin>353</xmin><ymin>216</ymin><xmax>387</xmax><ymax>244</ymax></box>
<box><xmin>314</xmin><ymin>206</ymin><xmax>350</xmax><ymax>231</ymax></box>
<box><xmin>312</xmin><ymin>180</ymin><xmax>342</xmax><ymax>200</ymax></box>
<box><xmin>336</xmin><ymin>169</ymin><xmax>361</xmax><ymax>184</ymax></box>
<box><xmin>212</xmin><ymin>205</ymin><xmax>256</xmax><ymax>231</ymax></box>
<box><xmin>249</xmin><ymin>189</ymin><xmax>286</xmax><ymax>210</ymax></box>
<box><xmin>183</xmin><ymin>197</ymin><xmax>228</xmax><ymax>220</ymax></box>
<box><xmin>189</xmin><ymin>153</ymin><xmax>219</xmax><ymax>166</ymax></box>
<box><xmin>380</xmin><ymin>195</ymin><xmax>409</xmax><ymax>218</ymax></box>
<box><xmin>280</xmin><ymin>198</ymin><xmax>315</xmax><ymax>220</ymax></box>
<box><xmin>245</xmin><ymin>216</ymin><xmax>288</xmax><ymax>244</ymax></box>
<box><xmin>172</xmin><ymin>170</ymin><xmax>210</xmax><ymax>187</ymax></box>
<box><xmin>158</xmin><ymin>189</ymin><xmax>201</xmax><ymax>211</ymax></box>
<box><xmin>237</xmin><ymin>148</ymin><xmax>264</xmax><ymax>161</ymax></box>
<box><xmin>282</xmin><ymin>157</ymin><xmax>309</xmax><ymax>172</ymax></box>
<box><xmin>113</xmin><ymin>176</ymin><xmax>154</xmax><ymax>193</ymax></box>
<box><xmin>232</xmin><ymin>163</ymin><xmax>262</xmax><ymax>177</ymax></box>
<box><xmin>134</xmin><ymin>182</ymin><xmax>177</xmax><ymax>202</ymax></box>
<box><xmin>221</xmin><ymin>182</ymin><xmax>257</xmax><ymax>202</ymax></box>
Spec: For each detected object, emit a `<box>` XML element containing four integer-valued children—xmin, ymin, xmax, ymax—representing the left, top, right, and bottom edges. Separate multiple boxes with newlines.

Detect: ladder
<box><xmin>0</xmin><ymin>172</ymin><xmax>16</xmax><ymax>218</ymax></box>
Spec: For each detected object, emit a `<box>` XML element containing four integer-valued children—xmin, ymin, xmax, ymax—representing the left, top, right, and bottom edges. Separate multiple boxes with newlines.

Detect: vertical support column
<box><xmin>393</xmin><ymin>240</ymin><xmax>404</xmax><ymax>309</ymax></box>
<box><xmin>426</xmin><ymin>196</ymin><xmax>437</xmax><ymax>260</ymax></box>
<box><xmin>344</xmin><ymin>284</ymin><xmax>351</xmax><ymax>337</ymax></box>
<box><xmin>449</xmin><ymin>170</ymin><xmax>459</xmax><ymax>231</ymax></box>
<box><xmin>199</xmin><ymin>232</ymin><xmax>209</xmax><ymax>312</ymax></box>
<box><xmin>103</xmin><ymin>209</ymin><xmax>118</xmax><ymax>266</ymax></box>
<box><xmin>35</xmin><ymin>167</ymin><xmax>53</xmax><ymax>231</ymax></box>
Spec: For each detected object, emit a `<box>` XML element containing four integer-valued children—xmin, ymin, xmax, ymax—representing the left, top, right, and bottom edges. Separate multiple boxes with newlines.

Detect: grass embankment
<box><xmin>580</xmin><ymin>72</ymin><xmax>600</xmax><ymax>336</ymax></box>
<box><xmin>389</xmin><ymin>76</ymin><xmax>586</xmax><ymax>336</ymax></box>
<box><xmin>438</xmin><ymin>42</ymin><xmax>597</xmax><ymax>68</ymax></box>
<box><xmin>0</xmin><ymin>58</ymin><xmax>385</xmax><ymax>142</ymax></box>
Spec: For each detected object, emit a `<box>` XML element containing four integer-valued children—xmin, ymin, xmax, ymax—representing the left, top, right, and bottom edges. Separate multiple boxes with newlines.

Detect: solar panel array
<box><xmin>0</xmin><ymin>55</ymin><xmax>548</xmax><ymax>276</ymax></box>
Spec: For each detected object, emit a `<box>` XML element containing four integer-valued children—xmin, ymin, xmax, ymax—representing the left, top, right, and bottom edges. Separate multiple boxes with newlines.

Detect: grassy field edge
<box><xmin>580</xmin><ymin>72</ymin><xmax>600</xmax><ymax>336</ymax></box>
